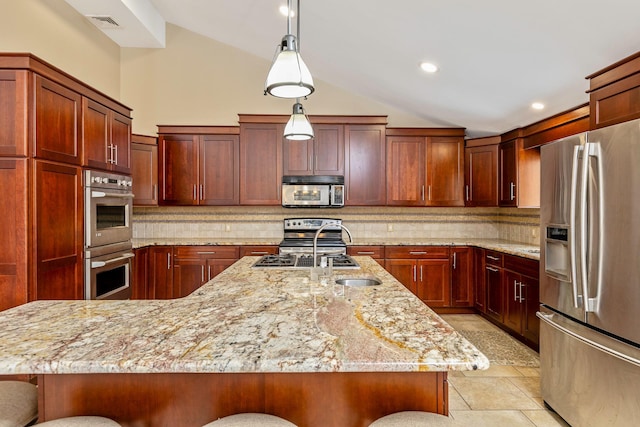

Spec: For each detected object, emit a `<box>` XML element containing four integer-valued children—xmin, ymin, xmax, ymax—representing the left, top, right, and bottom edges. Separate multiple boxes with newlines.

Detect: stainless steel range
<box><xmin>253</xmin><ymin>218</ymin><xmax>359</xmax><ymax>269</ymax></box>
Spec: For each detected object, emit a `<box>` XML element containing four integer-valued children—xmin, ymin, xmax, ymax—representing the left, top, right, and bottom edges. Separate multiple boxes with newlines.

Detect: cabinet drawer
<box><xmin>485</xmin><ymin>250</ymin><xmax>503</xmax><ymax>266</ymax></box>
<box><xmin>384</xmin><ymin>246</ymin><xmax>449</xmax><ymax>259</ymax></box>
<box><xmin>174</xmin><ymin>246</ymin><xmax>239</xmax><ymax>259</ymax></box>
<box><xmin>504</xmin><ymin>254</ymin><xmax>539</xmax><ymax>278</ymax></box>
<box><xmin>347</xmin><ymin>245</ymin><xmax>384</xmax><ymax>259</ymax></box>
<box><xmin>239</xmin><ymin>245</ymin><xmax>279</xmax><ymax>256</ymax></box>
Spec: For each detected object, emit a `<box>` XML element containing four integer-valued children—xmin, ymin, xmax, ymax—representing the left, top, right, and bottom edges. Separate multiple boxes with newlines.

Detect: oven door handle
<box><xmin>91</xmin><ymin>191</ymin><xmax>134</xmax><ymax>199</ymax></box>
<box><xmin>91</xmin><ymin>253</ymin><xmax>135</xmax><ymax>268</ymax></box>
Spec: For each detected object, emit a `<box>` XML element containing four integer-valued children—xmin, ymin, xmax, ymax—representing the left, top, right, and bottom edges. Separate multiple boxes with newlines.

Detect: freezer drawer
<box><xmin>538</xmin><ymin>307</ymin><xmax>640</xmax><ymax>427</ymax></box>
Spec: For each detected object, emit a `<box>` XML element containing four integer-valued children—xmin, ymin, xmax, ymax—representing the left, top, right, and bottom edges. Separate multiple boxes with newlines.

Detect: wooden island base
<box><xmin>37</xmin><ymin>371</ymin><xmax>448</xmax><ymax>427</ymax></box>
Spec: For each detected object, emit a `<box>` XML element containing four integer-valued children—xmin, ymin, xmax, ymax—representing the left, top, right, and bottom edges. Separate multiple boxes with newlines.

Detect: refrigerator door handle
<box><xmin>569</xmin><ymin>145</ymin><xmax>583</xmax><ymax>308</ymax></box>
<box><xmin>585</xmin><ymin>142</ymin><xmax>604</xmax><ymax>313</ymax></box>
<box><xmin>537</xmin><ymin>311</ymin><xmax>640</xmax><ymax>367</ymax></box>
<box><xmin>579</xmin><ymin>142</ymin><xmax>590</xmax><ymax>309</ymax></box>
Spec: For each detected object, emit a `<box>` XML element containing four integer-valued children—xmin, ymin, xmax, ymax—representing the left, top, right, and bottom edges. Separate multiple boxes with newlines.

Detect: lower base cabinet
<box><xmin>502</xmin><ymin>255</ymin><xmax>540</xmax><ymax>346</ymax></box>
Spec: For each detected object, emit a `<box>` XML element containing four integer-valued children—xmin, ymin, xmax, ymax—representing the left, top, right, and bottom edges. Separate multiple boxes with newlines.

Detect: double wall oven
<box><xmin>84</xmin><ymin>170</ymin><xmax>134</xmax><ymax>299</ymax></box>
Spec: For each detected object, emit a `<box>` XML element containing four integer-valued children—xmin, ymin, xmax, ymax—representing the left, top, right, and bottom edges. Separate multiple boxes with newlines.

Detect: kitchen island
<box><xmin>0</xmin><ymin>257</ymin><xmax>488</xmax><ymax>426</ymax></box>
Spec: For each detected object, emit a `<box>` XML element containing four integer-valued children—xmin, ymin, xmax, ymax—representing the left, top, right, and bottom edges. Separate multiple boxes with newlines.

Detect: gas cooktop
<box><xmin>252</xmin><ymin>253</ymin><xmax>360</xmax><ymax>269</ymax></box>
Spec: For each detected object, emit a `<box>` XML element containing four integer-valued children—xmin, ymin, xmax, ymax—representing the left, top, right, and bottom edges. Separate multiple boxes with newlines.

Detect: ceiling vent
<box><xmin>87</xmin><ymin>15</ymin><xmax>121</xmax><ymax>29</ymax></box>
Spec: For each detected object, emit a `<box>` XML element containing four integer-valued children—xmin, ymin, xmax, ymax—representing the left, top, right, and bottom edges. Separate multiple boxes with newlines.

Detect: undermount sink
<box><xmin>335</xmin><ymin>277</ymin><xmax>382</xmax><ymax>287</ymax></box>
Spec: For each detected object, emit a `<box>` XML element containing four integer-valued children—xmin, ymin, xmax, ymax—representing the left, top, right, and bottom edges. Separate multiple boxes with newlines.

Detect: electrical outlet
<box><xmin>225</xmin><ymin>224</ymin><xmax>231</xmax><ymax>232</ymax></box>
<box><xmin>531</xmin><ymin>228</ymin><xmax>539</xmax><ymax>238</ymax></box>
<box><xmin>387</xmin><ymin>223</ymin><xmax>394</xmax><ymax>232</ymax></box>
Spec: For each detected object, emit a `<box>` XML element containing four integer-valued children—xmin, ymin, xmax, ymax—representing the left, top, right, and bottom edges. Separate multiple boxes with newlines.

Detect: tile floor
<box><xmin>440</xmin><ymin>314</ymin><xmax>570</xmax><ymax>427</ymax></box>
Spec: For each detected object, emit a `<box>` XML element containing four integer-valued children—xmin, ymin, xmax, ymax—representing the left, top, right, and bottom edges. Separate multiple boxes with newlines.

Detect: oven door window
<box><xmin>96</xmin><ymin>264</ymin><xmax>127</xmax><ymax>297</ymax></box>
<box><xmin>96</xmin><ymin>204</ymin><xmax>127</xmax><ymax>229</ymax></box>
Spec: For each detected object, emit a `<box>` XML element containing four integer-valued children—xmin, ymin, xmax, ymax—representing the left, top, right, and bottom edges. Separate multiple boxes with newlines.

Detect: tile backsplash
<box><xmin>133</xmin><ymin>206</ymin><xmax>540</xmax><ymax>246</ymax></box>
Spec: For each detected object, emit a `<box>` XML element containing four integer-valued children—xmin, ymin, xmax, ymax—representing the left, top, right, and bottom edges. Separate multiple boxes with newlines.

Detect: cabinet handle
<box><xmin>113</xmin><ymin>144</ymin><xmax>118</xmax><ymax>165</ymax></box>
<box><xmin>428</xmin><ymin>185</ymin><xmax>432</xmax><ymax>201</ymax></box>
<box><xmin>202</xmin><ymin>266</ymin><xmax>205</xmax><ymax>283</ymax></box>
<box><xmin>250</xmin><ymin>251</ymin><xmax>269</xmax><ymax>255</ymax></box>
<box><xmin>409</xmin><ymin>251</ymin><xmax>428</xmax><ymax>255</ymax></box>
<box><xmin>487</xmin><ymin>255</ymin><xmax>500</xmax><ymax>261</ymax></box>
<box><xmin>193</xmin><ymin>185</ymin><xmax>197</xmax><ymax>201</ymax></box>
<box><xmin>200</xmin><ymin>184</ymin><xmax>203</xmax><ymax>200</ymax></box>
<box><xmin>486</xmin><ymin>266</ymin><xmax>499</xmax><ymax>272</ymax></box>
<box><xmin>197</xmin><ymin>251</ymin><xmax>217</xmax><ymax>255</ymax></box>
<box><xmin>413</xmin><ymin>265</ymin><xmax>417</xmax><ymax>282</ymax></box>
<box><xmin>167</xmin><ymin>253</ymin><xmax>171</xmax><ymax>270</ymax></box>
<box><xmin>514</xmin><ymin>280</ymin><xmax>519</xmax><ymax>302</ymax></box>
<box><xmin>510</xmin><ymin>182</ymin><xmax>515</xmax><ymax>201</ymax></box>
<box><xmin>208</xmin><ymin>265</ymin><xmax>212</xmax><ymax>280</ymax></box>
<box><xmin>357</xmin><ymin>251</ymin><xmax>375</xmax><ymax>255</ymax></box>
<box><xmin>465</xmin><ymin>185</ymin><xmax>469</xmax><ymax>201</ymax></box>
<box><xmin>453</xmin><ymin>252</ymin><xmax>457</xmax><ymax>270</ymax></box>
<box><xmin>421</xmin><ymin>185</ymin><xmax>425</xmax><ymax>201</ymax></box>
<box><xmin>153</xmin><ymin>184</ymin><xmax>157</xmax><ymax>200</ymax></box>
<box><xmin>519</xmin><ymin>282</ymin><xmax>525</xmax><ymax>303</ymax></box>
<box><xmin>420</xmin><ymin>265</ymin><xmax>423</xmax><ymax>282</ymax></box>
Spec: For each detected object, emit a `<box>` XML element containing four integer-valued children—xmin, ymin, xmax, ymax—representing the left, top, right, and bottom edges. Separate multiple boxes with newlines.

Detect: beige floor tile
<box><xmin>448</xmin><ymin>377</ymin><xmax>540</xmax><ymax>410</ymax></box>
<box><xmin>522</xmin><ymin>409</ymin><xmax>571</xmax><ymax>427</ymax></box>
<box><xmin>515</xmin><ymin>366</ymin><xmax>541</xmax><ymax>377</ymax></box>
<box><xmin>461</xmin><ymin>364</ymin><xmax>523</xmax><ymax>377</ymax></box>
<box><xmin>531</xmin><ymin>397</ymin><xmax>546</xmax><ymax>408</ymax></box>
<box><xmin>448</xmin><ymin>386</ymin><xmax>470</xmax><ymax>410</ymax></box>
<box><xmin>509</xmin><ymin>377</ymin><xmax>541</xmax><ymax>398</ymax></box>
<box><xmin>450</xmin><ymin>410</ymin><xmax>536</xmax><ymax>426</ymax></box>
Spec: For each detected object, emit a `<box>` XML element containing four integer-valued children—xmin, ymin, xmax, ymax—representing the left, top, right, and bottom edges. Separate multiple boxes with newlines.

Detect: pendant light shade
<box><xmin>264</xmin><ymin>0</ymin><xmax>314</xmax><ymax>98</ymax></box>
<box><xmin>284</xmin><ymin>102</ymin><xmax>314</xmax><ymax>140</ymax></box>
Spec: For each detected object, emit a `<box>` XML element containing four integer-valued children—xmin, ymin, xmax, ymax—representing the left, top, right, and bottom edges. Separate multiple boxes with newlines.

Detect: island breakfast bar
<box><xmin>0</xmin><ymin>257</ymin><xmax>488</xmax><ymax>426</ymax></box>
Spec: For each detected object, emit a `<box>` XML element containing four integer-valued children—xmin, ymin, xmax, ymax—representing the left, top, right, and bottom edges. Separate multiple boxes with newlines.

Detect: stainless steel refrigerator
<box><xmin>539</xmin><ymin>118</ymin><xmax>640</xmax><ymax>427</ymax></box>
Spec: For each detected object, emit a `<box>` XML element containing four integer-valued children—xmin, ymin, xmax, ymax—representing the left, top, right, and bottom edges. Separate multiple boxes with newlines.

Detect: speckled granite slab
<box><xmin>0</xmin><ymin>257</ymin><xmax>488</xmax><ymax>375</ymax></box>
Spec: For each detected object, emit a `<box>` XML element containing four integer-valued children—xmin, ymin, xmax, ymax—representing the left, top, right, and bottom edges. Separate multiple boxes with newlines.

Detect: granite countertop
<box><xmin>0</xmin><ymin>257</ymin><xmax>488</xmax><ymax>375</ymax></box>
<box><xmin>133</xmin><ymin>238</ymin><xmax>540</xmax><ymax>260</ymax></box>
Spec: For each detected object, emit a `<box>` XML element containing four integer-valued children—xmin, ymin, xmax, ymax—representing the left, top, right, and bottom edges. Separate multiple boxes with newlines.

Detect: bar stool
<box><xmin>202</xmin><ymin>413</ymin><xmax>297</xmax><ymax>427</ymax></box>
<box><xmin>36</xmin><ymin>417</ymin><xmax>121</xmax><ymax>426</ymax></box>
<box><xmin>369</xmin><ymin>411</ymin><xmax>460</xmax><ymax>426</ymax></box>
<box><xmin>0</xmin><ymin>380</ymin><xmax>38</xmax><ymax>427</ymax></box>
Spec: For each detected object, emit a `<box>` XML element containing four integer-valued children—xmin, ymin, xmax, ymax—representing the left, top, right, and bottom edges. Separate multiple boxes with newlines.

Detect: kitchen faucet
<box><xmin>311</xmin><ymin>223</ymin><xmax>353</xmax><ymax>279</ymax></box>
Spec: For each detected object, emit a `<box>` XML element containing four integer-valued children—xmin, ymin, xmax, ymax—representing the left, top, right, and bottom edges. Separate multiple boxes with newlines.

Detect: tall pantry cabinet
<box><xmin>0</xmin><ymin>54</ymin><xmax>132</xmax><ymax>310</ymax></box>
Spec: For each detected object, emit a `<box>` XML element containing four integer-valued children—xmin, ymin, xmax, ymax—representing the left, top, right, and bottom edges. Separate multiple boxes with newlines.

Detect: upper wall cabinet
<box><xmin>131</xmin><ymin>134</ymin><xmax>158</xmax><ymax>206</ymax></box>
<box><xmin>587</xmin><ymin>51</ymin><xmax>640</xmax><ymax>129</ymax></box>
<box><xmin>345</xmin><ymin>123</ymin><xmax>387</xmax><ymax>205</ymax></box>
<box><xmin>283</xmin><ymin>123</ymin><xmax>344</xmax><ymax>176</ymax></box>
<box><xmin>158</xmin><ymin>126</ymin><xmax>240</xmax><ymax>206</ymax></box>
<box><xmin>386</xmin><ymin>128</ymin><xmax>465</xmax><ymax>207</ymax></box>
<box><xmin>498</xmin><ymin>130</ymin><xmax>540</xmax><ymax>208</ymax></box>
<box><xmin>0</xmin><ymin>70</ymin><xmax>29</xmax><ymax>157</ymax></box>
<box><xmin>464</xmin><ymin>136</ymin><xmax>499</xmax><ymax>207</ymax></box>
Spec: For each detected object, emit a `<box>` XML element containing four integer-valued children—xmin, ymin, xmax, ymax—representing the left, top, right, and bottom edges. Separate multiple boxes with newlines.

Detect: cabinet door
<box><xmin>386</xmin><ymin>136</ymin><xmax>425</xmax><ymax>206</ymax></box>
<box><xmin>0</xmin><ymin>159</ymin><xmax>28</xmax><ymax>310</ymax></box>
<box><xmin>34</xmin><ymin>161</ymin><xmax>83</xmax><ymax>300</ymax></box>
<box><xmin>313</xmin><ymin>124</ymin><xmax>344</xmax><ymax>175</ymax></box>
<box><xmin>0</xmin><ymin>70</ymin><xmax>29</xmax><ymax>157</ymax></box>
<box><xmin>451</xmin><ymin>247</ymin><xmax>473</xmax><ymax>307</ymax></box>
<box><xmin>473</xmin><ymin>248</ymin><xmax>487</xmax><ymax>312</ymax></box>
<box><xmin>347</xmin><ymin>246</ymin><xmax>385</xmax><ymax>267</ymax></box>
<box><xmin>159</xmin><ymin>135</ymin><xmax>199</xmax><ymax>205</ymax></box>
<box><xmin>82</xmin><ymin>98</ymin><xmax>110</xmax><ymax>170</ymax></box>
<box><xmin>240</xmin><ymin>123</ymin><xmax>283</xmax><ymax>205</ymax></box>
<box><xmin>416</xmin><ymin>259</ymin><xmax>450</xmax><ymax>307</ymax></box>
<box><xmin>345</xmin><ymin>124</ymin><xmax>386</xmax><ymax>205</ymax></box>
<box><xmin>283</xmin><ymin>139</ymin><xmax>313</xmax><ymax>176</ymax></box>
<box><xmin>384</xmin><ymin>259</ymin><xmax>417</xmax><ymax>295</ymax></box>
<box><xmin>465</xmin><ymin>144</ymin><xmax>498</xmax><ymax>206</ymax></box>
<box><xmin>499</xmin><ymin>140</ymin><xmax>518</xmax><ymax>206</ymax></box>
<box><xmin>174</xmin><ymin>259</ymin><xmax>207</xmax><ymax>298</ymax></box>
<box><xmin>239</xmin><ymin>246</ymin><xmax>279</xmax><ymax>257</ymax></box>
<box><xmin>148</xmin><ymin>247</ymin><xmax>173</xmax><ymax>299</ymax></box>
<box><xmin>131</xmin><ymin>142</ymin><xmax>158</xmax><ymax>206</ymax></box>
<box><xmin>426</xmin><ymin>136</ymin><xmax>464</xmax><ymax>207</ymax></box>
<box><xmin>503</xmin><ymin>270</ymin><xmax>523</xmax><ymax>333</ymax></box>
<box><xmin>522</xmin><ymin>275</ymin><xmax>540</xmax><ymax>345</ymax></box>
<box><xmin>110</xmin><ymin>111</ymin><xmax>131</xmax><ymax>174</ymax></box>
<box><xmin>35</xmin><ymin>75</ymin><xmax>81</xmax><ymax>165</ymax></box>
<box><xmin>131</xmin><ymin>247</ymin><xmax>148</xmax><ymax>300</ymax></box>
<box><xmin>485</xmin><ymin>264</ymin><xmax>504</xmax><ymax>322</ymax></box>
<box><xmin>206</xmin><ymin>258</ymin><xmax>237</xmax><ymax>280</ymax></box>
<box><xmin>200</xmin><ymin>134</ymin><xmax>240</xmax><ymax>205</ymax></box>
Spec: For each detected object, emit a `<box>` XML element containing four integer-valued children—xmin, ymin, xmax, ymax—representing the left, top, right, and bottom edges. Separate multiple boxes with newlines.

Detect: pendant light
<box><xmin>284</xmin><ymin>99</ymin><xmax>314</xmax><ymax>140</ymax></box>
<box><xmin>264</xmin><ymin>0</ymin><xmax>314</xmax><ymax>98</ymax></box>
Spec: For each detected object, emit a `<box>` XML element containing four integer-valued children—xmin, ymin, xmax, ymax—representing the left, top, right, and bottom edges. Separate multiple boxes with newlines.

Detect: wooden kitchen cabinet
<box><xmin>0</xmin><ymin>159</ymin><xmax>28</xmax><ymax>310</ymax></box>
<box><xmin>484</xmin><ymin>250</ymin><xmax>504</xmax><ymax>323</ymax></box>
<box><xmin>283</xmin><ymin>123</ymin><xmax>344</xmax><ymax>176</ymax></box>
<box><xmin>450</xmin><ymin>246</ymin><xmax>473</xmax><ymax>308</ymax></box>
<box><xmin>386</xmin><ymin>129</ymin><xmax>465</xmax><ymax>207</ymax></box>
<box><xmin>131</xmin><ymin>247</ymin><xmax>149</xmax><ymax>300</ymax></box>
<box><xmin>498</xmin><ymin>133</ymin><xmax>540</xmax><ymax>208</ymax></box>
<box><xmin>473</xmin><ymin>248</ymin><xmax>487</xmax><ymax>312</ymax></box>
<box><xmin>173</xmin><ymin>246</ymin><xmax>239</xmax><ymax>298</ymax></box>
<box><xmin>239</xmin><ymin>246</ymin><xmax>279</xmax><ymax>257</ymax></box>
<box><xmin>384</xmin><ymin>246</ymin><xmax>451</xmax><ymax>308</ymax></box>
<box><xmin>503</xmin><ymin>255</ymin><xmax>540</xmax><ymax>347</ymax></box>
<box><xmin>0</xmin><ymin>70</ymin><xmax>29</xmax><ymax>157</ymax></box>
<box><xmin>239</xmin><ymin>121</ymin><xmax>283</xmax><ymax>205</ymax></box>
<box><xmin>147</xmin><ymin>246</ymin><xmax>174</xmax><ymax>299</ymax></box>
<box><xmin>344</xmin><ymin>124</ymin><xmax>387</xmax><ymax>205</ymax></box>
<box><xmin>159</xmin><ymin>127</ymin><xmax>240</xmax><ymax>206</ymax></box>
<box><xmin>464</xmin><ymin>137</ymin><xmax>499</xmax><ymax>207</ymax></box>
<box><xmin>347</xmin><ymin>246</ymin><xmax>385</xmax><ymax>266</ymax></box>
<box><xmin>34</xmin><ymin>75</ymin><xmax>82</xmax><ymax>165</ymax></box>
<box><xmin>82</xmin><ymin>97</ymin><xmax>131</xmax><ymax>174</ymax></box>
<box><xmin>34</xmin><ymin>160</ymin><xmax>84</xmax><ymax>300</ymax></box>
<box><xmin>131</xmin><ymin>134</ymin><xmax>158</xmax><ymax>206</ymax></box>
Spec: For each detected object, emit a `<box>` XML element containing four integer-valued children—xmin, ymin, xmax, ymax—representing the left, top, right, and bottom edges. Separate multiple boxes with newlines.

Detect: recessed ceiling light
<box><xmin>279</xmin><ymin>5</ymin><xmax>294</xmax><ymax>17</ymax></box>
<box><xmin>420</xmin><ymin>62</ymin><xmax>439</xmax><ymax>73</ymax></box>
<box><xmin>532</xmin><ymin>102</ymin><xmax>545</xmax><ymax>110</ymax></box>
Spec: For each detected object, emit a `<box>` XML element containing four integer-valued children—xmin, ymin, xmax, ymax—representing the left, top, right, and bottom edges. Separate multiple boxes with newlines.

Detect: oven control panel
<box><xmin>284</xmin><ymin>218</ymin><xmax>342</xmax><ymax>231</ymax></box>
<box><xmin>85</xmin><ymin>170</ymin><xmax>132</xmax><ymax>190</ymax></box>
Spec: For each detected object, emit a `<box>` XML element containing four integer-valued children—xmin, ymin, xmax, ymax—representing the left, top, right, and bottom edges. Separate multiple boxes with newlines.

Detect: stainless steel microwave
<box><xmin>281</xmin><ymin>175</ymin><xmax>345</xmax><ymax>207</ymax></box>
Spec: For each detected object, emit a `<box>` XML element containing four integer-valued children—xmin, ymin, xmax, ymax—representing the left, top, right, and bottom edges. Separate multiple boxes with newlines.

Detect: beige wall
<box><xmin>0</xmin><ymin>0</ymin><xmax>121</xmax><ymax>99</ymax></box>
<box><xmin>120</xmin><ymin>24</ymin><xmax>443</xmax><ymax>135</ymax></box>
